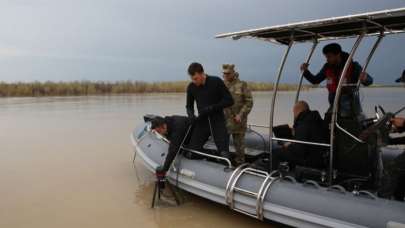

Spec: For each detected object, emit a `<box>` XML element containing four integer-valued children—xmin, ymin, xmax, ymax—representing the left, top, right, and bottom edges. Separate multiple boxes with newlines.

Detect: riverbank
<box><xmin>0</xmin><ymin>81</ymin><xmax>312</xmax><ymax>97</ymax></box>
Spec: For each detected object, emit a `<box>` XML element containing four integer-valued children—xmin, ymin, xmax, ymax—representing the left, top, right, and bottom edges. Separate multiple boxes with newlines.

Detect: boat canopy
<box><xmin>216</xmin><ymin>7</ymin><xmax>405</xmax><ymax>44</ymax></box>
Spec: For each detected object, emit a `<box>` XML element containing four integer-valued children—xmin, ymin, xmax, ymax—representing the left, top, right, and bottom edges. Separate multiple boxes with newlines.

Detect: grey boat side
<box><xmin>131</xmin><ymin>123</ymin><xmax>405</xmax><ymax>228</ymax></box>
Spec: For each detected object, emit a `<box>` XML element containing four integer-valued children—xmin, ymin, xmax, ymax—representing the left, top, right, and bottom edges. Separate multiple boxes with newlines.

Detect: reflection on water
<box><xmin>0</xmin><ymin>88</ymin><xmax>403</xmax><ymax>228</ymax></box>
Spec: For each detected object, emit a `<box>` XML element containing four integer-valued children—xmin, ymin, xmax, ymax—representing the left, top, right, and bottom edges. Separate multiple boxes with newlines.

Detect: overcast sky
<box><xmin>0</xmin><ymin>0</ymin><xmax>404</xmax><ymax>84</ymax></box>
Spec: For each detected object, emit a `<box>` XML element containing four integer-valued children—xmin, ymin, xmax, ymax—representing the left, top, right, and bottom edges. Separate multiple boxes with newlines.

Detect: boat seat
<box><xmin>334</xmin><ymin>116</ymin><xmax>378</xmax><ymax>180</ymax></box>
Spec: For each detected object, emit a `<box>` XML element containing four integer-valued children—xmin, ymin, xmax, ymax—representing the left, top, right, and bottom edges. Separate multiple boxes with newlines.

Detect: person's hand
<box><xmin>282</xmin><ymin>142</ymin><xmax>291</xmax><ymax>151</ymax></box>
<box><xmin>234</xmin><ymin>114</ymin><xmax>242</xmax><ymax>123</ymax></box>
<box><xmin>359</xmin><ymin>72</ymin><xmax>367</xmax><ymax>82</ymax></box>
<box><xmin>155</xmin><ymin>166</ymin><xmax>166</xmax><ymax>178</ymax></box>
<box><xmin>300</xmin><ymin>63</ymin><xmax>309</xmax><ymax>72</ymax></box>
<box><xmin>391</xmin><ymin>117</ymin><xmax>405</xmax><ymax>129</ymax></box>
<box><xmin>188</xmin><ymin>115</ymin><xmax>197</xmax><ymax>125</ymax></box>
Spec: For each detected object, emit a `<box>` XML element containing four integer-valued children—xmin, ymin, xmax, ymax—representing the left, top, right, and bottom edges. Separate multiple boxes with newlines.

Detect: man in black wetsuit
<box><xmin>151</xmin><ymin>116</ymin><xmax>191</xmax><ymax>173</ymax></box>
<box><xmin>185</xmin><ymin>62</ymin><xmax>234</xmax><ymax>160</ymax></box>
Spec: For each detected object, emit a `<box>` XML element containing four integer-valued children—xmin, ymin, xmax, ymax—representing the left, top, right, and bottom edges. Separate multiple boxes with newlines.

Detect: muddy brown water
<box><xmin>1</xmin><ymin>88</ymin><xmax>404</xmax><ymax>228</ymax></box>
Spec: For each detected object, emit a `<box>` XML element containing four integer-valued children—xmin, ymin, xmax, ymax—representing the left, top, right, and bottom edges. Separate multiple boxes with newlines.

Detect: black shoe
<box><xmin>155</xmin><ymin>166</ymin><xmax>165</xmax><ymax>173</ymax></box>
<box><xmin>220</xmin><ymin>151</ymin><xmax>232</xmax><ymax>161</ymax></box>
<box><xmin>183</xmin><ymin>151</ymin><xmax>193</xmax><ymax>159</ymax></box>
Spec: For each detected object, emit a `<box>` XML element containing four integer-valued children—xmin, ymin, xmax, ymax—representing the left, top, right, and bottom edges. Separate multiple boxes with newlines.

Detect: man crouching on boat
<box><xmin>151</xmin><ymin>116</ymin><xmax>191</xmax><ymax>173</ymax></box>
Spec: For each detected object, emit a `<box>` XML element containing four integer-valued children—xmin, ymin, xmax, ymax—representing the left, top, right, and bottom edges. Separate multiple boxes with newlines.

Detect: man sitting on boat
<box><xmin>300</xmin><ymin>43</ymin><xmax>373</xmax><ymax>120</ymax></box>
<box><xmin>151</xmin><ymin>116</ymin><xmax>191</xmax><ymax>173</ymax></box>
<box><xmin>272</xmin><ymin>101</ymin><xmax>329</xmax><ymax>169</ymax></box>
<box><xmin>185</xmin><ymin>62</ymin><xmax>234</xmax><ymax>160</ymax></box>
<box><xmin>273</xmin><ymin>101</ymin><xmax>328</xmax><ymax>168</ymax></box>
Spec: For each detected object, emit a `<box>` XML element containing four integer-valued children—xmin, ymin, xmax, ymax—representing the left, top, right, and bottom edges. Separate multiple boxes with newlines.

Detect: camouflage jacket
<box><xmin>224</xmin><ymin>78</ymin><xmax>253</xmax><ymax>133</ymax></box>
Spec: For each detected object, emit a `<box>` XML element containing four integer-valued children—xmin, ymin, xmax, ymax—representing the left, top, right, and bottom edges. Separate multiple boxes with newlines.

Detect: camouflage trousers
<box><xmin>231</xmin><ymin>132</ymin><xmax>245</xmax><ymax>165</ymax></box>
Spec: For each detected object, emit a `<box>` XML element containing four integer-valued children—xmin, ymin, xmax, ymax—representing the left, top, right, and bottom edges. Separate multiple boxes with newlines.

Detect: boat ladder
<box><xmin>225</xmin><ymin>164</ymin><xmax>280</xmax><ymax>220</ymax></box>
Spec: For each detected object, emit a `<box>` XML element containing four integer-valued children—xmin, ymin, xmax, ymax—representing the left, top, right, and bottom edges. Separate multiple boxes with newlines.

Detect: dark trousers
<box><xmin>394</xmin><ymin>174</ymin><xmax>405</xmax><ymax>201</ymax></box>
<box><xmin>394</xmin><ymin>152</ymin><xmax>405</xmax><ymax>201</ymax></box>
<box><xmin>188</xmin><ymin>114</ymin><xmax>229</xmax><ymax>153</ymax></box>
<box><xmin>272</xmin><ymin>148</ymin><xmax>305</xmax><ymax>169</ymax></box>
<box><xmin>380</xmin><ymin>151</ymin><xmax>405</xmax><ymax>201</ymax></box>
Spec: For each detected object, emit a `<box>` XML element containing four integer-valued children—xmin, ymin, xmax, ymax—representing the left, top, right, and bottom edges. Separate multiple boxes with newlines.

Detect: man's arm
<box><xmin>238</xmin><ymin>81</ymin><xmax>253</xmax><ymax>118</ymax></box>
<box><xmin>353</xmin><ymin>62</ymin><xmax>373</xmax><ymax>86</ymax></box>
<box><xmin>301</xmin><ymin>64</ymin><xmax>327</xmax><ymax>84</ymax></box>
<box><xmin>186</xmin><ymin>84</ymin><xmax>195</xmax><ymax>118</ymax></box>
<box><xmin>162</xmin><ymin>117</ymin><xmax>190</xmax><ymax>171</ymax></box>
<box><xmin>285</xmin><ymin>122</ymin><xmax>309</xmax><ymax>157</ymax></box>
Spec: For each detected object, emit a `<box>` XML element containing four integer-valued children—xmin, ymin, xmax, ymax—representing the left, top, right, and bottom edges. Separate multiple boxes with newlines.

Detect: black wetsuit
<box><xmin>186</xmin><ymin>75</ymin><xmax>234</xmax><ymax>152</ymax></box>
<box><xmin>161</xmin><ymin>116</ymin><xmax>191</xmax><ymax>172</ymax></box>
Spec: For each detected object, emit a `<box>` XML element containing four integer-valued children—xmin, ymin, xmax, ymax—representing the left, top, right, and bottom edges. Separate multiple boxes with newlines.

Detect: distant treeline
<box><xmin>0</xmin><ymin>81</ymin><xmax>311</xmax><ymax>97</ymax></box>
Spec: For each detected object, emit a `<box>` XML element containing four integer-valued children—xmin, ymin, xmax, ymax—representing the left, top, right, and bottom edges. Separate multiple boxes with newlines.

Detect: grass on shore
<box><xmin>0</xmin><ymin>81</ymin><xmax>309</xmax><ymax>97</ymax></box>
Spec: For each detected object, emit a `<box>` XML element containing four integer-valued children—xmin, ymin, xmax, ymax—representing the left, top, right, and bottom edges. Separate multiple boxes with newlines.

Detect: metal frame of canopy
<box><xmin>216</xmin><ymin>7</ymin><xmax>405</xmax><ymax>185</ymax></box>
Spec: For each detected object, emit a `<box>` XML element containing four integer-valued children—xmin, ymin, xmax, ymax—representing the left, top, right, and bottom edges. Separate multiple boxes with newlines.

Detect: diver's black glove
<box><xmin>198</xmin><ymin>105</ymin><xmax>214</xmax><ymax>117</ymax></box>
<box><xmin>187</xmin><ymin>108</ymin><xmax>197</xmax><ymax>123</ymax></box>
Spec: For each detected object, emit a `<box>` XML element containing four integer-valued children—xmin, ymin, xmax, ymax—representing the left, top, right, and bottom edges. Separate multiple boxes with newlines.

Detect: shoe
<box><xmin>220</xmin><ymin>151</ymin><xmax>232</xmax><ymax>161</ymax></box>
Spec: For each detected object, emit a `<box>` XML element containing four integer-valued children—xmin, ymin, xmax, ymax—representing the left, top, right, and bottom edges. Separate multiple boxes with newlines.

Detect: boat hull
<box><xmin>132</xmin><ymin>122</ymin><xmax>405</xmax><ymax>228</ymax></box>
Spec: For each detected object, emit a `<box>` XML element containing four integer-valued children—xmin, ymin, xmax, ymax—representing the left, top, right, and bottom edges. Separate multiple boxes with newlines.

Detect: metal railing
<box><xmin>335</xmin><ymin>123</ymin><xmax>365</xmax><ymax>144</ymax></box>
<box><xmin>329</xmin><ymin>32</ymin><xmax>365</xmax><ymax>185</ymax></box>
<box><xmin>272</xmin><ymin>137</ymin><xmax>331</xmax><ymax>147</ymax></box>
<box><xmin>295</xmin><ymin>39</ymin><xmax>318</xmax><ymax>103</ymax></box>
<box><xmin>180</xmin><ymin>146</ymin><xmax>232</xmax><ymax>168</ymax></box>
<box><xmin>268</xmin><ymin>38</ymin><xmax>294</xmax><ymax>172</ymax></box>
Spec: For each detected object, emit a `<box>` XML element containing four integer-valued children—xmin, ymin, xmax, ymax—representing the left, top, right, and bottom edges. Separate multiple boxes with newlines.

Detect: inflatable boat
<box><xmin>132</xmin><ymin>7</ymin><xmax>405</xmax><ymax>228</ymax></box>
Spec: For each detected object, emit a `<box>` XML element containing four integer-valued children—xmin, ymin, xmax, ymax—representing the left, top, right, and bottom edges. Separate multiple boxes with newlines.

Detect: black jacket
<box><xmin>186</xmin><ymin>75</ymin><xmax>234</xmax><ymax>118</ymax></box>
<box><xmin>287</xmin><ymin>110</ymin><xmax>329</xmax><ymax>167</ymax></box>
<box><xmin>162</xmin><ymin>115</ymin><xmax>191</xmax><ymax>170</ymax></box>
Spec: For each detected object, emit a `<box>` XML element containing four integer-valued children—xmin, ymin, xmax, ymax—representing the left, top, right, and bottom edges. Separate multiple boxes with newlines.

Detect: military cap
<box><xmin>222</xmin><ymin>64</ymin><xmax>235</xmax><ymax>74</ymax></box>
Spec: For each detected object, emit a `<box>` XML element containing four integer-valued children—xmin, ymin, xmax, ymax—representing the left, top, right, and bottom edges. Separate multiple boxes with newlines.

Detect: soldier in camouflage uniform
<box><xmin>222</xmin><ymin>64</ymin><xmax>253</xmax><ymax>165</ymax></box>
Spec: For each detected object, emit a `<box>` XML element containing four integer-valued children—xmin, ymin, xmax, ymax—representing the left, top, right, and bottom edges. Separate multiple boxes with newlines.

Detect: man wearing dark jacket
<box><xmin>273</xmin><ymin>101</ymin><xmax>329</xmax><ymax>169</ymax></box>
<box><xmin>186</xmin><ymin>62</ymin><xmax>234</xmax><ymax>159</ymax></box>
<box><xmin>300</xmin><ymin>43</ymin><xmax>373</xmax><ymax>118</ymax></box>
<box><xmin>151</xmin><ymin>116</ymin><xmax>191</xmax><ymax>173</ymax></box>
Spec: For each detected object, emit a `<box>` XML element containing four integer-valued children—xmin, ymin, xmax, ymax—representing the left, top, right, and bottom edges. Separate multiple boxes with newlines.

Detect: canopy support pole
<box><xmin>356</xmin><ymin>31</ymin><xmax>385</xmax><ymax>90</ymax></box>
<box><xmin>329</xmin><ymin>33</ymin><xmax>365</xmax><ymax>185</ymax></box>
<box><xmin>295</xmin><ymin>39</ymin><xmax>318</xmax><ymax>103</ymax></box>
<box><xmin>268</xmin><ymin>39</ymin><xmax>294</xmax><ymax>172</ymax></box>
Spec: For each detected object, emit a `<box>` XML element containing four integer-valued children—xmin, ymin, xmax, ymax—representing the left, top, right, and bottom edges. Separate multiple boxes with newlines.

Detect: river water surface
<box><xmin>1</xmin><ymin>88</ymin><xmax>404</xmax><ymax>228</ymax></box>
